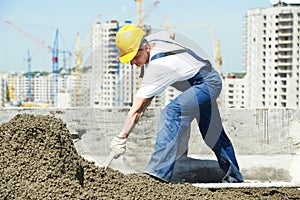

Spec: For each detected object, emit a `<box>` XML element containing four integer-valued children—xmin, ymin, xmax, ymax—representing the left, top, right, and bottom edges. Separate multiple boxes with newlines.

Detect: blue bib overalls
<box><xmin>144</xmin><ymin>39</ymin><xmax>244</xmax><ymax>183</ymax></box>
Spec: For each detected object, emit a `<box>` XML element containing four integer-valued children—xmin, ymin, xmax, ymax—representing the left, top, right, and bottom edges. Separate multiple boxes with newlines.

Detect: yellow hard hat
<box><xmin>116</xmin><ymin>25</ymin><xmax>145</xmax><ymax>63</ymax></box>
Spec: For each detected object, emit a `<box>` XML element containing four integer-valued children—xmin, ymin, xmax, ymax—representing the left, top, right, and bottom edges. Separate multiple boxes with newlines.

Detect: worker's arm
<box><xmin>118</xmin><ymin>96</ymin><xmax>152</xmax><ymax>138</ymax></box>
<box><xmin>110</xmin><ymin>96</ymin><xmax>152</xmax><ymax>159</ymax></box>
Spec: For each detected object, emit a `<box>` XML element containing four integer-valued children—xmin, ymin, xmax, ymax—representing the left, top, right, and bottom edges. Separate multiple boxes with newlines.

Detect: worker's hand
<box><xmin>110</xmin><ymin>136</ymin><xmax>127</xmax><ymax>159</ymax></box>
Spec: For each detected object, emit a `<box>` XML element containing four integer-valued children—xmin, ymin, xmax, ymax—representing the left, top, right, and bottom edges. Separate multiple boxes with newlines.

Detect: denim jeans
<box><xmin>145</xmin><ymin>66</ymin><xmax>244</xmax><ymax>183</ymax></box>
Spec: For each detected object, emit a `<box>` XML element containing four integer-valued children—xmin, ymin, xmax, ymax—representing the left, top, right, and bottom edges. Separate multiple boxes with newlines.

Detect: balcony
<box><xmin>277</xmin><ymin>60</ymin><xmax>292</xmax><ymax>67</ymax></box>
<box><xmin>277</xmin><ymin>66</ymin><xmax>292</xmax><ymax>73</ymax></box>
<box><xmin>278</xmin><ymin>21</ymin><xmax>293</xmax><ymax>30</ymax></box>
<box><xmin>278</xmin><ymin>30</ymin><xmax>293</xmax><ymax>37</ymax></box>
<box><xmin>278</xmin><ymin>13</ymin><xmax>293</xmax><ymax>23</ymax></box>
<box><xmin>108</xmin><ymin>49</ymin><xmax>117</xmax><ymax>56</ymax></box>
<box><xmin>277</xmin><ymin>46</ymin><xmax>293</xmax><ymax>52</ymax></box>
<box><xmin>278</xmin><ymin>17</ymin><xmax>293</xmax><ymax>23</ymax></box>
<box><xmin>278</xmin><ymin>37</ymin><xmax>293</xmax><ymax>45</ymax></box>
<box><xmin>108</xmin><ymin>39</ymin><xmax>115</xmax><ymax>45</ymax></box>
<box><xmin>109</xmin><ymin>28</ymin><xmax>117</xmax><ymax>33</ymax></box>
<box><xmin>281</xmin><ymin>95</ymin><xmax>287</xmax><ymax>102</ymax></box>
<box><xmin>278</xmin><ymin>69</ymin><xmax>292</xmax><ymax>74</ymax></box>
<box><xmin>277</xmin><ymin>53</ymin><xmax>292</xmax><ymax>59</ymax></box>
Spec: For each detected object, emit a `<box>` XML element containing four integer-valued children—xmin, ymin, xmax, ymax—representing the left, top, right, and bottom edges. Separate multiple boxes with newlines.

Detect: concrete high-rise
<box><xmin>91</xmin><ymin>20</ymin><xmax>137</xmax><ymax>108</ymax></box>
<box><xmin>223</xmin><ymin>73</ymin><xmax>247</xmax><ymax>108</ymax></box>
<box><xmin>245</xmin><ymin>0</ymin><xmax>300</xmax><ymax>108</ymax></box>
<box><xmin>0</xmin><ymin>74</ymin><xmax>7</xmax><ymax>107</ymax></box>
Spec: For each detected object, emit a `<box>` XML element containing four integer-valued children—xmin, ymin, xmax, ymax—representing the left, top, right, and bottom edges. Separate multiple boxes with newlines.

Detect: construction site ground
<box><xmin>1</xmin><ymin>114</ymin><xmax>300</xmax><ymax>199</ymax></box>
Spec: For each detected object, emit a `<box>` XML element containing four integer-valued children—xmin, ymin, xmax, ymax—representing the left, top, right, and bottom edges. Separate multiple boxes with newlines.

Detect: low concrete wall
<box><xmin>1</xmin><ymin>107</ymin><xmax>299</xmax><ymax>184</ymax></box>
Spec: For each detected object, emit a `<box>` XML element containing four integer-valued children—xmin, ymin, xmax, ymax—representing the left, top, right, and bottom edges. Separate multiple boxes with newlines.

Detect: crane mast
<box><xmin>135</xmin><ymin>0</ymin><xmax>144</xmax><ymax>29</ymax></box>
<box><xmin>51</xmin><ymin>30</ymin><xmax>59</xmax><ymax>106</ymax></box>
<box><xmin>27</xmin><ymin>50</ymin><xmax>33</xmax><ymax>101</ymax></box>
<box><xmin>75</xmin><ymin>33</ymin><xmax>83</xmax><ymax>107</ymax></box>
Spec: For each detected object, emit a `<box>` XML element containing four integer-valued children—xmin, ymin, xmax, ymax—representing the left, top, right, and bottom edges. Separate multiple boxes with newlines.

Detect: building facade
<box><xmin>91</xmin><ymin>20</ymin><xmax>132</xmax><ymax>108</ymax></box>
<box><xmin>245</xmin><ymin>1</ymin><xmax>300</xmax><ymax>108</ymax></box>
<box><xmin>0</xmin><ymin>74</ymin><xmax>7</xmax><ymax>107</ymax></box>
<box><xmin>2</xmin><ymin>72</ymin><xmax>85</xmax><ymax>107</ymax></box>
<box><xmin>222</xmin><ymin>73</ymin><xmax>247</xmax><ymax>108</ymax></box>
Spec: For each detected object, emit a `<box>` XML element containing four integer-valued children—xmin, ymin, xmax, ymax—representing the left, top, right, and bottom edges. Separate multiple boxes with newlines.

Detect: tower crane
<box><xmin>135</xmin><ymin>0</ymin><xmax>160</xmax><ymax>29</ymax></box>
<box><xmin>5</xmin><ymin>20</ymin><xmax>71</xmax><ymax>106</ymax></box>
<box><xmin>143</xmin><ymin>0</ymin><xmax>160</xmax><ymax>24</ymax></box>
<box><xmin>5</xmin><ymin>20</ymin><xmax>51</xmax><ymax>52</ymax></box>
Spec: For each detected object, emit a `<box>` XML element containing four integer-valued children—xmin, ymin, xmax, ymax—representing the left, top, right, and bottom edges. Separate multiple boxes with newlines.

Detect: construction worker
<box><xmin>110</xmin><ymin>24</ymin><xmax>244</xmax><ymax>183</ymax></box>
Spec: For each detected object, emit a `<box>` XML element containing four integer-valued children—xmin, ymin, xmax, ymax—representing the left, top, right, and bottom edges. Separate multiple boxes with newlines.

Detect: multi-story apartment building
<box><xmin>7</xmin><ymin>73</ymin><xmax>50</xmax><ymax>104</ymax></box>
<box><xmin>223</xmin><ymin>73</ymin><xmax>247</xmax><ymax>108</ymax></box>
<box><xmin>245</xmin><ymin>0</ymin><xmax>300</xmax><ymax>108</ymax></box>
<box><xmin>91</xmin><ymin>20</ymin><xmax>129</xmax><ymax>108</ymax></box>
<box><xmin>32</xmin><ymin>74</ymin><xmax>51</xmax><ymax>102</ymax></box>
<box><xmin>14</xmin><ymin>74</ymin><xmax>29</xmax><ymax>101</ymax></box>
<box><xmin>3</xmin><ymin>72</ymin><xmax>86</xmax><ymax>107</ymax></box>
<box><xmin>0</xmin><ymin>74</ymin><xmax>7</xmax><ymax>107</ymax></box>
<box><xmin>69</xmin><ymin>71</ymin><xmax>91</xmax><ymax>107</ymax></box>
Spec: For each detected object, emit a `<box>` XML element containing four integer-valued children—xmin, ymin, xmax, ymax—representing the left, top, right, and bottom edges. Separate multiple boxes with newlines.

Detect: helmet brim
<box><xmin>119</xmin><ymin>49</ymin><xmax>138</xmax><ymax>64</ymax></box>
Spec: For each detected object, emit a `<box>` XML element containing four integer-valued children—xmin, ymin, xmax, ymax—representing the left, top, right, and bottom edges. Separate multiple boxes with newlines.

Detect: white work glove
<box><xmin>110</xmin><ymin>136</ymin><xmax>127</xmax><ymax>159</ymax></box>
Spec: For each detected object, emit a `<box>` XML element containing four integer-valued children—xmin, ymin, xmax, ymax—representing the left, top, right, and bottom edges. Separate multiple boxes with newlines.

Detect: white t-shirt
<box><xmin>135</xmin><ymin>31</ymin><xmax>209</xmax><ymax>98</ymax></box>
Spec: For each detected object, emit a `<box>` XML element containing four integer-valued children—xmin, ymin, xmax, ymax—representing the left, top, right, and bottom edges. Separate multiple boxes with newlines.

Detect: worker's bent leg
<box><xmin>197</xmin><ymin>100</ymin><xmax>244</xmax><ymax>183</ymax></box>
<box><xmin>145</xmin><ymin>97</ymin><xmax>194</xmax><ymax>181</ymax></box>
<box><xmin>193</xmin><ymin>68</ymin><xmax>243</xmax><ymax>183</ymax></box>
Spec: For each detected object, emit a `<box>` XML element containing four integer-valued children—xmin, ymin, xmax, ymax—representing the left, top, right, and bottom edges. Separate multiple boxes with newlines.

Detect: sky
<box><xmin>0</xmin><ymin>0</ymin><xmax>273</xmax><ymax>74</ymax></box>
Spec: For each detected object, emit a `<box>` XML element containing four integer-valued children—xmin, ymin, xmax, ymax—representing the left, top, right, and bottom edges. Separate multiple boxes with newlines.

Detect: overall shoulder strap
<box><xmin>151</xmin><ymin>49</ymin><xmax>186</xmax><ymax>61</ymax></box>
<box><xmin>149</xmin><ymin>39</ymin><xmax>210</xmax><ymax>65</ymax></box>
